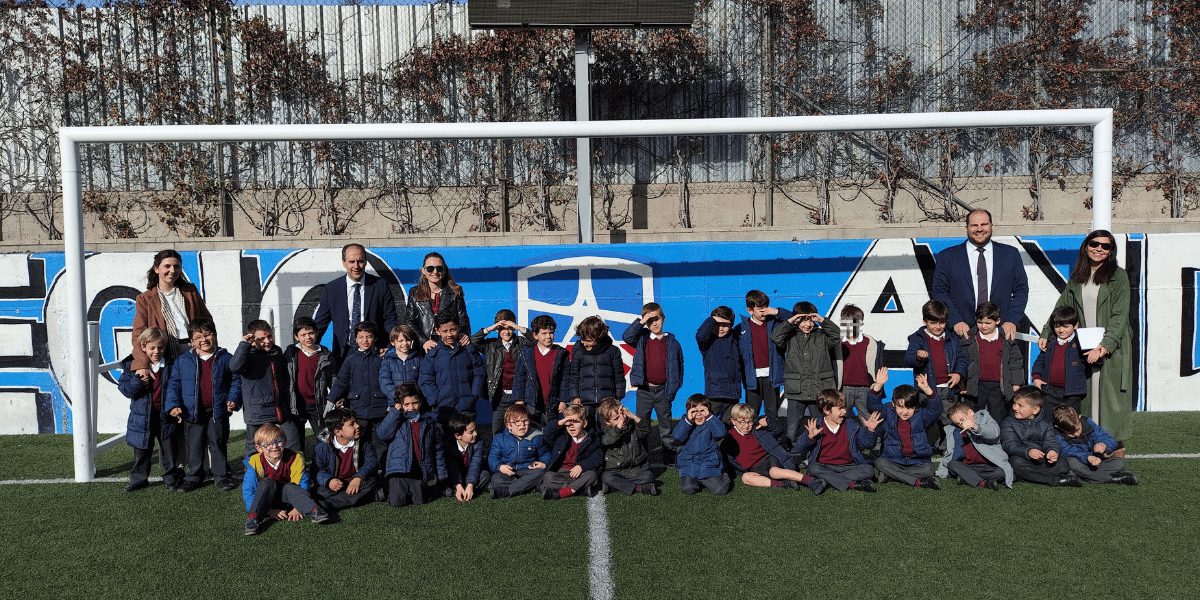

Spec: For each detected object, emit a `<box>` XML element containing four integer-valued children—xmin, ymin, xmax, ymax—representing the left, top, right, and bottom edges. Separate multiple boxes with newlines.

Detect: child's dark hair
<box><xmin>187</xmin><ymin>318</ymin><xmax>217</xmax><ymax>338</ymax></box>
<box><xmin>245</xmin><ymin>319</ymin><xmax>273</xmax><ymax>335</ymax></box>
<box><xmin>575</xmin><ymin>315</ymin><xmax>608</xmax><ymax>340</ymax></box>
<box><xmin>354</xmin><ymin>320</ymin><xmax>377</xmax><ymax>336</ymax></box>
<box><xmin>434</xmin><ymin>312</ymin><xmax>460</xmax><ymax>329</ymax></box>
<box><xmin>792</xmin><ymin>301</ymin><xmax>818</xmax><ymax>315</ymax></box>
<box><xmin>685</xmin><ymin>393</ymin><xmax>712</xmax><ymax>411</ymax></box>
<box><xmin>840</xmin><ymin>304</ymin><xmax>864</xmax><ymax>322</ymax></box>
<box><xmin>1012</xmin><ymin>385</ymin><xmax>1044</xmax><ymax>407</ymax></box>
<box><xmin>531</xmin><ymin>314</ymin><xmax>557</xmax><ymax>334</ymax></box>
<box><xmin>817</xmin><ymin>389</ymin><xmax>845</xmax><ymax>413</ymax></box>
<box><xmin>324</xmin><ymin>407</ymin><xmax>357</xmax><ymax>432</ymax></box>
<box><xmin>389</xmin><ymin>324</ymin><xmax>419</xmax><ymax>344</ymax></box>
<box><xmin>641</xmin><ymin>302</ymin><xmax>663</xmax><ymax>317</ymax></box>
<box><xmin>292</xmin><ymin>316</ymin><xmax>317</xmax><ymax>337</ymax></box>
<box><xmin>447</xmin><ymin>412</ymin><xmax>475</xmax><ymax>436</ymax></box>
<box><xmin>711</xmin><ymin>306</ymin><xmax>734</xmax><ymax>321</ymax></box>
<box><xmin>1050</xmin><ymin>306</ymin><xmax>1079</xmax><ymax>328</ymax></box>
<box><xmin>394</xmin><ymin>382</ymin><xmax>425</xmax><ymax>404</ymax></box>
<box><xmin>974</xmin><ymin>302</ymin><xmax>1001</xmax><ymax>322</ymax></box>
<box><xmin>745</xmin><ymin>290</ymin><xmax>769</xmax><ymax>309</ymax></box>
<box><xmin>494</xmin><ymin>309</ymin><xmax>516</xmax><ymax>323</ymax></box>
<box><xmin>891</xmin><ymin>385</ymin><xmax>924</xmax><ymax>409</ymax></box>
<box><xmin>921</xmin><ymin>300</ymin><xmax>949</xmax><ymax>323</ymax></box>
<box><xmin>1051</xmin><ymin>405</ymin><xmax>1082</xmax><ymax>434</ymax></box>
<box><xmin>597</xmin><ymin>397</ymin><xmax>622</xmax><ymax>422</ymax></box>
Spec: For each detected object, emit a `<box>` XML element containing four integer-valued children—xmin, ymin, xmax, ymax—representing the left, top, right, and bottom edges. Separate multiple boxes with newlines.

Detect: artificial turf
<box><xmin>3</xmin><ymin>412</ymin><xmax>1198</xmax><ymax>599</ymax></box>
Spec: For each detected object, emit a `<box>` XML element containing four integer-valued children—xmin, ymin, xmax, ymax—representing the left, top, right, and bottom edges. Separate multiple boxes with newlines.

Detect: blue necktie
<box><xmin>350</xmin><ymin>282</ymin><xmax>362</xmax><ymax>344</ymax></box>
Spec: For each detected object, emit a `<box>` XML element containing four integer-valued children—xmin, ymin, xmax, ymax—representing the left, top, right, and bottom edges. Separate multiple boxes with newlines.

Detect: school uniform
<box><xmin>564</xmin><ymin>336</ymin><xmax>625</xmax><ymax>419</ymax></box>
<box><xmin>118</xmin><ymin>356</ymin><xmax>183</xmax><ymax>489</ymax></box>
<box><xmin>836</xmin><ymin>335</ymin><xmax>884</xmax><ymax>418</ymax></box>
<box><xmin>866</xmin><ymin>389</ymin><xmax>942</xmax><ymax>486</ymax></box>
<box><xmin>512</xmin><ymin>343</ymin><xmax>569</xmax><ymax>429</ymax></box>
<box><xmin>285</xmin><ymin>344</ymin><xmax>335</xmax><ymax>445</ymax></box>
<box><xmin>470</xmin><ymin>329</ymin><xmax>535</xmax><ymax>433</ymax></box>
<box><xmin>793</xmin><ymin>417</ymin><xmax>879</xmax><ymax>491</ymax></box>
<box><xmin>376</xmin><ymin>407</ymin><xmax>446</xmax><ymax>507</ymax></box>
<box><xmin>242</xmin><ymin>449</ymin><xmax>320</xmax><ymax>518</ymax></box>
<box><xmin>378</xmin><ymin>347</ymin><xmax>422</xmax><ymax>401</ymax></box>
<box><xmin>1032</xmin><ymin>334</ymin><xmax>1089</xmax><ymax>416</ymax></box>
<box><xmin>672</xmin><ymin>416</ymin><xmax>731</xmax><ymax>495</ymax></box>
<box><xmin>695</xmin><ymin>317</ymin><xmax>744</xmax><ymax>421</ymax></box>
<box><xmin>1000</xmin><ymin>414</ymin><xmax>1071</xmax><ymax>485</ymax></box>
<box><xmin>329</xmin><ymin>346</ymin><xmax>390</xmax><ymax>463</ymax></box>
<box><xmin>1056</xmin><ymin>417</ymin><xmax>1130</xmax><ymax>483</ymax></box>
<box><xmin>231</xmin><ymin>341</ymin><xmax>300</xmax><ymax>457</ymax></box>
<box><xmin>418</xmin><ymin>341</ymin><xmax>486</xmax><ymax>424</ymax></box>
<box><xmin>313</xmin><ymin>432</ymin><xmax>380</xmax><ymax>510</ymax></box>
<box><xmin>937</xmin><ymin>410</ymin><xmax>1014</xmax><ymax>488</ymax></box>
<box><xmin>165</xmin><ymin>347</ymin><xmax>241</xmax><ymax>485</ymax></box>
<box><xmin>721</xmin><ymin>423</ymin><xmax>797</xmax><ymax>479</ymax></box>
<box><xmin>771</xmin><ymin>318</ymin><xmax>841</xmax><ymax>443</ymax></box>
<box><xmin>488</xmin><ymin>428</ymin><xmax>551</xmax><ymax>498</ymax></box>
<box><xmin>737</xmin><ymin>308</ymin><xmax>792</xmax><ymax>428</ymax></box>
<box><xmin>961</xmin><ymin>329</ymin><xmax>1025</xmax><ymax>423</ymax></box>
<box><xmin>444</xmin><ymin>437</ymin><xmax>490</xmax><ymax>495</ymax></box>
<box><xmin>542</xmin><ymin>419</ymin><xmax>602</xmax><ymax>497</ymax></box>
<box><xmin>905</xmin><ymin>327</ymin><xmax>969</xmax><ymax>448</ymax></box>
<box><xmin>623</xmin><ymin>319</ymin><xmax>684</xmax><ymax>452</ymax></box>
<box><xmin>600</xmin><ymin>420</ymin><xmax>655</xmax><ymax>495</ymax></box>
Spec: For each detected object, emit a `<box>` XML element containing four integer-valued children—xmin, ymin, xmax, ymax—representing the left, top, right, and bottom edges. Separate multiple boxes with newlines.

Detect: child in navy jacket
<box><xmin>1001</xmin><ymin>386</ymin><xmax>1079</xmax><ymax>487</ymax></box>
<box><xmin>542</xmin><ymin>404</ymin><xmax>602</xmax><ymax>500</ymax></box>
<box><xmin>794</xmin><ymin>389</ymin><xmax>882</xmax><ymax>492</ymax></box>
<box><xmin>379</xmin><ymin>324</ymin><xmax>422</xmax><ymax>405</ymax></box>
<box><xmin>1033</xmin><ymin>306</ymin><xmax>1089</xmax><ymax>417</ymax></box>
<box><xmin>489</xmin><ymin>404</ymin><xmax>550</xmax><ymax>499</ymax></box>
<box><xmin>623</xmin><ymin>303</ymin><xmax>684</xmax><ymax>457</ymax></box>
<box><xmin>696</xmin><ymin>305</ymin><xmax>743</xmax><ymax>422</ymax></box>
<box><xmin>313</xmin><ymin>407</ymin><xmax>380</xmax><ymax>510</ymax></box>
<box><xmin>119</xmin><ymin>328</ymin><xmax>183</xmax><ymax>492</ymax></box>
<box><xmin>867</xmin><ymin>371</ymin><xmax>943</xmax><ymax>489</ymax></box>
<box><xmin>737</xmin><ymin>290</ymin><xmax>792</xmax><ymax>430</ymax></box>
<box><xmin>1051</xmin><ymin>405</ymin><xmax>1136</xmax><ymax>485</ymax></box>
<box><xmin>376</xmin><ymin>383</ymin><xmax>446</xmax><ymax>507</ymax></box>
<box><xmin>231</xmin><ymin>319</ymin><xmax>299</xmax><ymax>458</ymax></box>
<box><xmin>906</xmin><ymin>300</ymin><xmax>968</xmax><ymax>450</ymax></box>
<box><xmin>285</xmin><ymin>316</ymin><xmax>335</xmax><ymax>448</ymax></box>
<box><xmin>671</xmin><ymin>395</ymin><xmax>731</xmax><ymax>495</ymax></box>
<box><xmin>166</xmin><ymin>319</ymin><xmax>241</xmax><ymax>492</ymax></box>
<box><xmin>418</xmin><ymin>313</ymin><xmax>486</xmax><ymax>424</ymax></box>
<box><xmin>565</xmin><ymin>316</ymin><xmax>625</xmax><ymax>420</ymax></box>
<box><xmin>722</xmin><ymin>403</ymin><xmax>823</xmax><ymax>494</ymax></box>
<box><xmin>329</xmin><ymin>321</ymin><xmax>390</xmax><ymax>462</ymax></box>
<box><xmin>444</xmin><ymin>412</ymin><xmax>490</xmax><ymax>501</ymax></box>
<box><xmin>512</xmin><ymin>315</ymin><xmax>569</xmax><ymax>429</ymax></box>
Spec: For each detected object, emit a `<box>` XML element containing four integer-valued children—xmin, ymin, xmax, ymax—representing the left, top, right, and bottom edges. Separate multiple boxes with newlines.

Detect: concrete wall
<box><xmin>0</xmin><ymin>233</ymin><xmax>1194</xmax><ymax>435</ymax></box>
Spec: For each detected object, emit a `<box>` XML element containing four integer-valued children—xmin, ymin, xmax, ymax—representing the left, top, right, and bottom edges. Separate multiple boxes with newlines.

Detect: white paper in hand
<box><xmin>1076</xmin><ymin>327</ymin><xmax>1106</xmax><ymax>350</ymax></box>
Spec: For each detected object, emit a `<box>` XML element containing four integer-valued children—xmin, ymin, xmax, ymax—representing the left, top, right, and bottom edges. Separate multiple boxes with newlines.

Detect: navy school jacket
<box><xmin>117</xmin><ymin>356</ymin><xmax>175</xmax><ymax>450</ymax></box>
<box><xmin>376</xmin><ymin>408</ymin><xmax>446</xmax><ymax>481</ymax></box>
<box><xmin>720</xmin><ymin>425</ymin><xmax>797</xmax><ymax>473</ymax></box>
<box><xmin>488</xmin><ymin>428</ymin><xmax>550</xmax><ymax>471</ymax></box>
<box><xmin>1032</xmin><ymin>336</ymin><xmax>1090</xmax><ymax>397</ymax></box>
<box><xmin>867</xmin><ymin>388</ymin><xmax>942</xmax><ymax>465</ymax></box>
<box><xmin>445</xmin><ymin>438</ymin><xmax>488</xmax><ymax>487</ymax></box>
<box><xmin>165</xmin><ymin>348</ymin><xmax>241</xmax><ymax>424</ymax></box>
<box><xmin>672</xmin><ymin>416</ymin><xmax>727</xmax><ymax>480</ymax></box>
<box><xmin>736</xmin><ymin>307</ymin><xmax>793</xmax><ymax>388</ymax></box>
<box><xmin>905</xmin><ymin>328</ymin><xmax>968</xmax><ymax>384</ymax></box>
<box><xmin>313</xmin><ymin>432</ymin><xmax>380</xmax><ymax>488</ymax></box>
<box><xmin>544</xmin><ymin>417</ymin><xmax>603</xmax><ymax>473</ymax></box>
<box><xmin>230</xmin><ymin>341</ymin><xmax>291</xmax><ymax>426</ymax></box>
<box><xmin>418</xmin><ymin>341</ymin><xmax>486</xmax><ymax>417</ymax></box>
<box><xmin>793</xmin><ymin>417</ymin><xmax>879</xmax><ymax>466</ymax></box>
<box><xmin>328</xmin><ymin>346</ymin><xmax>389</xmax><ymax>420</ymax></box>
<box><xmin>564</xmin><ymin>335</ymin><xmax>626</xmax><ymax>405</ymax></box>
<box><xmin>622</xmin><ymin>319</ymin><xmax>684</xmax><ymax>401</ymax></box>
<box><xmin>695</xmin><ymin>317</ymin><xmax>744</xmax><ymax>400</ymax></box>
<box><xmin>379</xmin><ymin>347</ymin><xmax>422</xmax><ymax>402</ymax></box>
<box><xmin>1055</xmin><ymin>417</ymin><xmax>1118</xmax><ymax>463</ymax></box>
<box><xmin>1000</xmin><ymin>415</ymin><xmax>1061</xmax><ymax>457</ymax></box>
<box><xmin>512</xmin><ymin>344</ymin><xmax>569</xmax><ymax>415</ymax></box>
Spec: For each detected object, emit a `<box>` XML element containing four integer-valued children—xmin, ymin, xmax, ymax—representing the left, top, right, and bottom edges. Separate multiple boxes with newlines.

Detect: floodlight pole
<box><xmin>574</xmin><ymin>29</ymin><xmax>594</xmax><ymax>243</ymax></box>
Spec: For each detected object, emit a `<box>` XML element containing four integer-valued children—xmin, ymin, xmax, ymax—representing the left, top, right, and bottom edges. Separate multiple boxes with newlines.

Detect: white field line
<box><xmin>587</xmin><ymin>494</ymin><xmax>615</xmax><ymax>600</ymax></box>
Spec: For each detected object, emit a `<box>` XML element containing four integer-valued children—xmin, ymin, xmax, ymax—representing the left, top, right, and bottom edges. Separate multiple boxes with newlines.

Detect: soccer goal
<box><xmin>59</xmin><ymin>108</ymin><xmax>1114</xmax><ymax>481</ymax></box>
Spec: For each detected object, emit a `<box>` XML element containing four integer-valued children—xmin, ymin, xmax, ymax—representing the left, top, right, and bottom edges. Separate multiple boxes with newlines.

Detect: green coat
<box><xmin>1040</xmin><ymin>267</ymin><xmax>1133</xmax><ymax>440</ymax></box>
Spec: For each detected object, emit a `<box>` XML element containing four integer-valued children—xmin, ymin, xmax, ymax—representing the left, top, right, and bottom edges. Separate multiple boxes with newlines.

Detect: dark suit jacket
<box><xmin>313</xmin><ymin>272</ymin><xmax>397</xmax><ymax>359</ymax></box>
<box><xmin>932</xmin><ymin>241</ymin><xmax>1029</xmax><ymax>329</ymax></box>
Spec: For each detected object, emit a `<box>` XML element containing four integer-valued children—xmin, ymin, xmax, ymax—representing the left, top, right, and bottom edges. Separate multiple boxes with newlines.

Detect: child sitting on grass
<box><xmin>1051</xmin><ymin>405</ymin><xmax>1137</xmax><ymax>485</ymax></box>
<box><xmin>542</xmin><ymin>404</ymin><xmax>602</xmax><ymax>500</ymax></box>
<box><xmin>488</xmin><ymin>404</ymin><xmax>550</xmax><ymax>499</ymax></box>
<box><xmin>377</xmin><ymin>383</ymin><xmax>445</xmax><ymax>507</ymax></box>
<box><xmin>444</xmin><ymin>412</ymin><xmax>490</xmax><ymax>502</ymax></box>
<box><xmin>938</xmin><ymin>401</ymin><xmax>1014</xmax><ymax>490</ymax></box>
<box><xmin>1001</xmin><ymin>386</ymin><xmax>1080</xmax><ymax>487</ymax></box>
<box><xmin>242</xmin><ymin>423</ymin><xmax>328</xmax><ymax>536</ymax></box>
<box><xmin>794</xmin><ymin>389</ymin><xmax>882</xmax><ymax>493</ymax></box>
<box><xmin>722</xmin><ymin>403</ymin><xmax>824</xmax><ymax>495</ymax></box>
<box><xmin>672</xmin><ymin>394</ymin><xmax>731</xmax><ymax>496</ymax></box>
<box><xmin>597</xmin><ymin>398</ymin><xmax>658</xmax><ymax>496</ymax></box>
<box><xmin>867</xmin><ymin>370</ymin><xmax>944</xmax><ymax>489</ymax></box>
<box><xmin>313</xmin><ymin>408</ymin><xmax>380</xmax><ymax>511</ymax></box>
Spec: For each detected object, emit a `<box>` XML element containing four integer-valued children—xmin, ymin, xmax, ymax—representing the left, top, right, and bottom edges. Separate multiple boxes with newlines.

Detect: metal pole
<box><xmin>574</xmin><ymin>29</ymin><xmax>593</xmax><ymax>243</ymax></box>
<box><xmin>1092</xmin><ymin>109</ymin><xmax>1114</xmax><ymax>232</ymax></box>
<box><xmin>61</xmin><ymin>135</ymin><xmax>93</xmax><ymax>482</ymax></box>
<box><xmin>88</xmin><ymin>322</ymin><xmax>101</xmax><ymax>460</ymax></box>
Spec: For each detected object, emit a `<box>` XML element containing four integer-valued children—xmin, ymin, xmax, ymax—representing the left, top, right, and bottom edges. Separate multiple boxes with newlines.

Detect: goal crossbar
<box><xmin>59</xmin><ymin>109</ymin><xmax>1114</xmax><ymax>481</ymax></box>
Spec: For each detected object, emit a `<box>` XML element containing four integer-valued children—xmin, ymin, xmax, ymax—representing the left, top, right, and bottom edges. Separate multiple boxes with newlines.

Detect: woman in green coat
<box><xmin>1038</xmin><ymin>230</ymin><xmax>1133</xmax><ymax>440</ymax></box>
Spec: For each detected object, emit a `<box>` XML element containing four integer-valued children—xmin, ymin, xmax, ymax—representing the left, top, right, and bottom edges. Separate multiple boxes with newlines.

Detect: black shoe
<box><xmin>163</xmin><ymin>481</ymin><xmax>180</xmax><ymax>492</ymax></box>
<box><xmin>1113</xmin><ymin>473</ymin><xmax>1138</xmax><ymax>486</ymax></box>
<box><xmin>643</xmin><ymin>482</ymin><xmax>660</xmax><ymax>496</ymax></box>
<box><xmin>123</xmin><ymin>481</ymin><xmax>148</xmax><ymax>493</ymax></box>
<box><xmin>176</xmin><ymin>481</ymin><xmax>196</xmax><ymax>493</ymax></box>
<box><xmin>542</xmin><ymin>487</ymin><xmax>558</xmax><ymax>500</ymax></box>
<box><xmin>600</xmin><ymin>483</ymin><xmax>611</xmax><ymax>495</ymax></box>
<box><xmin>984</xmin><ymin>479</ymin><xmax>1001</xmax><ymax>491</ymax></box>
<box><xmin>217</xmin><ymin>478</ymin><xmax>238</xmax><ymax>492</ymax></box>
<box><xmin>855</xmin><ymin>479</ymin><xmax>877</xmax><ymax>493</ymax></box>
<box><xmin>1054</xmin><ymin>475</ymin><xmax>1083</xmax><ymax>488</ymax></box>
<box><xmin>808</xmin><ymin>478</ymin><xmax>828</xmax><ymax>496</ymax></box>
<box><xmin>309</xmin><ymin>508</ymin><xmax>330</xmax><ymax>524</ymax></box>
<box><xmin>1067</xmin><ymin>473</ymin><xmax>1083</xmax><ymax>487</ymax></box>
<box><xmin>876</xmin><ymin>472</ymin><xmax>889</xmax><ymax>485</ymax></box>
<box><xmin>244</xmin><ymin>518</ymin><xmax>260</xmax><ymax>536</ymax></box>
<box><xmin>922</xmin><ymin>477</ymin><xmax>942</xmax><ymax>491</ymax></box>
<box><xmin>781</xmin><ymin>480</ymin><xmax>801</xmax><ymax>490</ymax></box>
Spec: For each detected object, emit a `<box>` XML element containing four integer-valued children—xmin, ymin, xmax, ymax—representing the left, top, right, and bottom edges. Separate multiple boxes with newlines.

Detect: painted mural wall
<box><xmin>1</xmin><ymin>233</ymin><xmax>1192</xmax><ymax>435</ymax></box>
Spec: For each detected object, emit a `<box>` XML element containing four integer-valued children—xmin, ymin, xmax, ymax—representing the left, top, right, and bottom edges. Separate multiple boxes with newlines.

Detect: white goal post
<box><xmin>59</xmin><ymin>109</ymin><xmax>1114</xmax><ymax>481</ymax></box>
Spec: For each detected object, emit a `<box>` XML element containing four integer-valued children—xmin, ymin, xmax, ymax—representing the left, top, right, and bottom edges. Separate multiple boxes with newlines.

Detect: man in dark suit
<box><xmin>932</xmin><ymin>209</ymin><xmax>1029</xmax><ymax>340</ymax></box>
<box><xmin>313</xmin><ymin>243</ymin><xmax>398</xmax><ymax>359</ymax></box>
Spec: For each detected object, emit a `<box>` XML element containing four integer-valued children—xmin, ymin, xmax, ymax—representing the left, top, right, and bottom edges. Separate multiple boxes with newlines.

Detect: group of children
<box><xmin>119</xmin><ymin>289</ymin><xmax>1136</xmax><ymax>537</ymax></box>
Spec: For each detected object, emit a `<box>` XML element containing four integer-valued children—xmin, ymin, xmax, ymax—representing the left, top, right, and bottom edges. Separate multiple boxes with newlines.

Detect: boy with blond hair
<box><xmin>597</xmin><ymin>398</ymin><xmax>658</xmax><ymax>496</ymax></box>
<box><xmin>242</xmin><ymin>423</ymin><xmax>328</xmax><ymax>536</ymax></box>
<box><xmin>542</xmin><ymin>405</ymin><xmax>602</xmax><ymax>500</ymax></box>
<box><xmin>723</xmin><ymin>403</ymin><xmax>824</xmax><ymax>495</ymax></box>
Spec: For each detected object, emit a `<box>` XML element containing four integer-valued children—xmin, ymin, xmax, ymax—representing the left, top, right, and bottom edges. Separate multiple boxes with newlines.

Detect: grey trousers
<box><xmin>874</xmin><ymin>458</ymin><xmax>934</xmax><ymax>486</ymax></box>
<box><xmin>248</xmin><ymin>479</ymin><xmax>317</xmax><ymax>518</ymax></box>
<box><xmin>948</xmin><ymin>461</ymin><xmax>1006</xmax><ymax>487</ymax></box>
<box><xmin>1066</xmin><ymin>456</ymin><xmax>1126</xmax><ymax>482</ymax></box>
<box><xmin>492</xmin><ymin>467</ymin><xmax>545</xmax><ymax>498</ymax></box>
<box><xmin>745</xmin><ymin>376</ymin><xmax>780</xmax><ymax>430</ymax></box>
<box><xmin>184</xmin><ymin>413</ymin><xmax>230</xmax><ymax>483</ymax></box>
<box><xmin>807</xmin><ymin>462</ymin><xmax>875</xmax><ymax>491</ymax></box>
<box><xmin>130</xmin><ymin>411</ymin><xmax>182</xmax><ymax>487</ymax></box>
<box><xmin>1010</xmin><ymin>455</ymin><xmax>1070</xmax><ymax>485</ymax></box>
<box><xmin>680</xmin><ymin>474</ymin><xmax>731</xmax><ymax>495</ymax></box>
<box><xmin>386</xmin><ymin>475</ymin><xmax>432</xmax><ymax>507</ymax></box>
<box><xmin>601</xmin><ymin>467</ymin><xmax>655</xmax><ymax>495</ymax></box>
<box><xmin>843</xmin><ymin>386</ymin><xmax>871</xmax><ymax>418</ymax></box>
<box><xmin>636</xmin><ymin>385</ymin><xmax>675</xmax><ymax>450</ymax></box>
<box><xmin>543</xmin><ymin>469</ymin><xmax>598</xmax><ymax>494</ymax></box>
<box><xmin>316</xmin><ymin>477</ymin><xmax>380</xmax><ymax>509</ymax></box>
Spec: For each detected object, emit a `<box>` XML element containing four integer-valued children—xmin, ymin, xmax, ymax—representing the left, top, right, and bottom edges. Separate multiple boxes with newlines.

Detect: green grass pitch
<box><xmin>3</xmin><ymin>412</ymin><xmax>1199</xmax><ymax>599</ymax></box>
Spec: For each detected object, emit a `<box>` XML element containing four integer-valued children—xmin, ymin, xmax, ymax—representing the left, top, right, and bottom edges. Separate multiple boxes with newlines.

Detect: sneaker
<box><xmin>984</xmin><ymin>479</ymin><xmax>1001</xmax><ymax>491</ymax></box>
<box><xmin>176</xmin><ymin>481</ymin><xmax>197</xmax><ymax>493</ymax></box>
<box><xmin>1113</xmin><ymin>473</ymin><xmax>1138</xmax><ymax>486</ymax></box>
<box><xmin>217</xmin><ymin>478</ymin><xmax>238</xmax><ymax>492</ymax></box>
<box><xmin>244</xmin><ymin>518</ymin><xmax>260</xmax><ymax>536</ymax></box>
<box><xmin>855</xmin><ymin>479</ymin><xmax>877</xmax><ymax>493</ymax></box>
<box><xmin>808</xmin><ymin>478</ymin><xmax>828</xmax><ymax>496</ymax></box>
<box><xmin>781</xmin><ymin>480</ymin><xmax>801</xmax><ymax>490</ymax></box>
<box><xmin>922</xmin><ymin>477</ymin><xmax>942</xmax><ymax>491</ymax></box>
<box><xmin>309</xmin><ymin>508</ymin><xmax>330</xmax><ymax>524</ymax></box>
<box><xmin>643</xmin><ymin>482</ymin><xmax>660</xmax><ymax>496</ymax></box>
<box><xmin>122</xmin><ymin>481</ymin><xmax>148</xmax><ymax>493</ymax></box>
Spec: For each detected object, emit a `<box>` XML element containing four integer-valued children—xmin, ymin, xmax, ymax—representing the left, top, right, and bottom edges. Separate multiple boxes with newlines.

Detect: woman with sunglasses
<box><xmin>1038</xmin><ymin>230</ymin><xmax>1132</xmax><ymax>440</ymax></box>
<box><xmin>406</xmin><ymin>252</ymin><xmax>471</xmax><ymax>352</ymax></box>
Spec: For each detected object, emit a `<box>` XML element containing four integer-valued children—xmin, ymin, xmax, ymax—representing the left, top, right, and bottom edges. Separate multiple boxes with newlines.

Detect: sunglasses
<box><xmin>423</xmin><ymin>265</ymin><xmax>446</xmax><ymax>273</ymax></box>
<box><xmin>1087</xmin><ymin>240</ymin><xmax>1114</xmax><ymax>251</ymax></box>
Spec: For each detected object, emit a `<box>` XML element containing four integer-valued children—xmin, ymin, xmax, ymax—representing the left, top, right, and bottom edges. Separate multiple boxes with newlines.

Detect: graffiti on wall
<box><xmin>1</xmin><ymin>233</ymin><xmax>1190</xmax><ymax>435</ymax></box>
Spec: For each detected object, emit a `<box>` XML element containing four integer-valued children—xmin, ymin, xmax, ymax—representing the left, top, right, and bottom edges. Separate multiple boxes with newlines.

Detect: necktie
<box><xmin>976</xmin><ymin>247</ymin><xmax>988</xmax><ymax>306</ymax></box>
<box><xmin>350</xmin><ymin>282</ymin><xmax>362</xmax><ymax>344</ymax></box>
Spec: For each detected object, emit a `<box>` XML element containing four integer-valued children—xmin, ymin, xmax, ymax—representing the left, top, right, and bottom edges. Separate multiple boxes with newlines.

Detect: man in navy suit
<box><xmin>932</xmin><ymin>209</ymin><xmax>1029</xmax><ymax>340</ymax></box>
<box><xmin>313</xmin><ymin>243</ymin><xmax>398</xmax><ymax>359</ymax></box>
